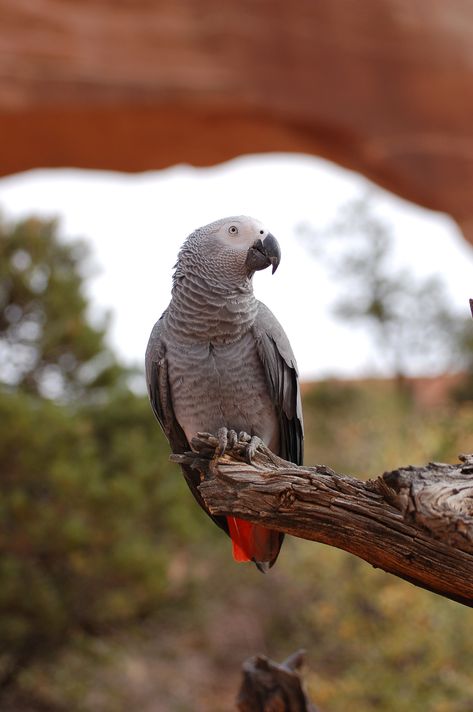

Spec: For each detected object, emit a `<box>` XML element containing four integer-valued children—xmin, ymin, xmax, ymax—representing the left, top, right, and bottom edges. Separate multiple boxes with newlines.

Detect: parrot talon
<box><xmin>215</xmin><ymin>427</ymin><xmax>229</xmax><ymax>457</ymax></box>
<box><xmin>227</xmin><ymin>429</ymin><xmax>238</xmax><ymax>450</ymax></box>
<box><xmin>215</xmin><ymin>427</ymin><xmax>238</xmax><ymax>457</ymax></box>
<box><xmin>245</xmin><ymin>435</ymin><xmax>264</xmax><ymax>463</ymax></box>
<box><xmin>237</xmin><ymin>431</ymin><xmax>264</xmax><ymax>463</ymax></box>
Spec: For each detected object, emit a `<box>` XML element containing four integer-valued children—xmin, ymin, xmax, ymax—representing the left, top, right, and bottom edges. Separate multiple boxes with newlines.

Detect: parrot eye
<box><xmin>228</xmin><ymin>225</ymin><xmax>239</xmax><ymax>236</ymax></box>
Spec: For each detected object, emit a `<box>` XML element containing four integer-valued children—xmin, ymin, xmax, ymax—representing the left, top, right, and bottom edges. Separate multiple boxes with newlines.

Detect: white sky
<box><xmin>0</xmin><ymin>153</ymin><xmax>472</xmax><ymax>382</ymax></box>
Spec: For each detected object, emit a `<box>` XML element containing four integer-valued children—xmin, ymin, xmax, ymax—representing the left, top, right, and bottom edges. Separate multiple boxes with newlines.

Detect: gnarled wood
<box><xmin>171</xmin><ymin>435</ymin><xmax>473</xmax><ymax>607</ymax></box>
<box><xmin>237</xmin><ymin>650</ymin><xmax>317</xmax><ymax>712</ymax></box>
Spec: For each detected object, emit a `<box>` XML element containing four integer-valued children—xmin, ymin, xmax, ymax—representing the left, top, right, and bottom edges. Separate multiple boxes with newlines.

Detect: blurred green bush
<box><xmin>0</xmin><ymin>215</ymin><xmax>208</xmax><ymax>696</ymax></box>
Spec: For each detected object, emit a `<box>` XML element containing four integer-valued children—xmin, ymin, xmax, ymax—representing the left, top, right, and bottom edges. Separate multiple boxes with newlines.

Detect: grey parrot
<box><xmin>145</xmin><ymin>216</ymin><xmax>303</xmax><ymax>570</ymax></box>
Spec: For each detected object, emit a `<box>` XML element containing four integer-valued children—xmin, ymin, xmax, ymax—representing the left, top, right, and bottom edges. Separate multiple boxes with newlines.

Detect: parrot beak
<box><xmin>246</xmin><ymin>233</ymin><xmax>281</xmax><ymax>275</ymax></box>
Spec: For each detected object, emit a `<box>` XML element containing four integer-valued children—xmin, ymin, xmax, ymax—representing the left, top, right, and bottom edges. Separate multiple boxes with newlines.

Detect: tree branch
<box><xmin>171</xmin><ymin>434</ymin><xmax>473</xmax><ymax>607</ymax></box>
<box><xmin>237</xmin><ymin>650</ymin><xmax>318</xmax><ymax>712</ymax></box>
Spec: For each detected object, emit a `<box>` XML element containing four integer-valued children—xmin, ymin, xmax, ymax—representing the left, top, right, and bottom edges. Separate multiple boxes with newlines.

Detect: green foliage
<box><xmin>452</xmin><ymin>323</ymin><xmax>473</xmax><ymax>402</ymax></box>
<box><xmin>0</xmin><ymin>383</ymin><xmax>215</xmax><ymax>696</ymax></box>
<box><xmin>295</xmin><ymin>380</ymin><xmax>473</xmax><ymax>711</ymax></box>
<box><xmin>0</xmin><ymin>390</ymin><xmax>156</xmax><ymax>683</ymax></box>
<box><xmin>0</xmin><ymin>214</ymin><xmax>123</xmax><ymax>399</ymax></box>
<box><xmin>294</xmin><ymin>544</ymin><xmax>473</xmax><ymax>712</ymax></box>
<box><xmin>300</xmin><ymin>195</ymin><xmax>470</xmax><ymax>378</ymax></box>
<box><xmin>0</xmin><ymin>214</ymin><xmax>209</xmax><ymax>695</ymax></box>
<box><xmin>302</xmin><ymin>378</ymin><xmax>473</xmax><ymax>476</ymax></box>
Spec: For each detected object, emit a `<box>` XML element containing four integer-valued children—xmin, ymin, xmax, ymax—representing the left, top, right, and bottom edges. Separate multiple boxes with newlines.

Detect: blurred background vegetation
<box><xmin>1</xmin><ymin>211</ymin><xmax>473</xmax><ymax>711</ymax></box>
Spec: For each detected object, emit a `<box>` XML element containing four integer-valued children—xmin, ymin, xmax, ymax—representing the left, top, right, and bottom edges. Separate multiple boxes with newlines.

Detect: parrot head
<box><xmin>175</xmin><ymin>216</ymin><xmax>281</xmax><ymax>287</ymax></box>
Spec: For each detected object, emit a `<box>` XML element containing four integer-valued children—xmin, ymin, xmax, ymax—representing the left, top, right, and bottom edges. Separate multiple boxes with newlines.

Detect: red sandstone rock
<box><xmin>1</xmin><ymin>0</ymin><xmax>473</xmax><ymax>237</ymax></box>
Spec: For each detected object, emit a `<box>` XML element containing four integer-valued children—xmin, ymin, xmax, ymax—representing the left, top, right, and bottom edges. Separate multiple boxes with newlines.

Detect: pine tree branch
<box><xmin>171</xmin><ymin>434</ymin><xmax>473</xmax><ymax>607</ymax></box>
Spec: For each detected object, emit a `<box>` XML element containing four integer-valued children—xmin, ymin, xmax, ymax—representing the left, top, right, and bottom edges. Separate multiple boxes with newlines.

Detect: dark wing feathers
<box><xmin>253</xmin><ymin>302</ymin><xmax>304</xmax><ymax>466</ymax></box>
<box><xmin>145</xmin><ymin>315</ymin><xmax>188</xmax><ymax>453</ymax></box>
<box><xmin>145</xmin><ymin>316</ymin><xmax>229</xmax><ymax>534</ymax></box>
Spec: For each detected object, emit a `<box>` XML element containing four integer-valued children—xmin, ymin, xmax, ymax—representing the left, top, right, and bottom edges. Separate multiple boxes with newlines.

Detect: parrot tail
<box><xmin>227</xmin><ymin>516</ymin><xmax>281</xmax><ymax>568</ymax></box>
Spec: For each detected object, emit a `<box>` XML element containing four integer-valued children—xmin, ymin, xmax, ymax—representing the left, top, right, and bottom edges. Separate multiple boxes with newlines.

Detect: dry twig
<box><xmin>237</xmin><ymin>650</ymin><xmax>317</xmax><ymax>712</ymax></box>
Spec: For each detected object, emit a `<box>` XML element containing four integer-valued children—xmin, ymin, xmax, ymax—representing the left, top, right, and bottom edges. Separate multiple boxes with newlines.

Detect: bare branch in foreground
<box><xmin>171</xmin><ymin>435</ymin><xmax>473</xmax><ymax>607</ymax></box>
<box><xmin>237</xmin><ymin>650</ymin><xmax>317</xmax><ymax>712</ymax></box>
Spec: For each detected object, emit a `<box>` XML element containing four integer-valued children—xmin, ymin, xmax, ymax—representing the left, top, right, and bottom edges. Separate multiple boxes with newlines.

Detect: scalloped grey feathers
<box><xmin>145</xmin><ymin>216</ymin><xmax>304</xmax><ymax>562</ymax></box>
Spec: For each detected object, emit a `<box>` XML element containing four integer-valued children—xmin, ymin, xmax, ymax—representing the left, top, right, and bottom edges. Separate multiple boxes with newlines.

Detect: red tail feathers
<box><xmin>227</xmin><ymin>516</ymin><xmax>280</xmax><ymax>565</ymax></box>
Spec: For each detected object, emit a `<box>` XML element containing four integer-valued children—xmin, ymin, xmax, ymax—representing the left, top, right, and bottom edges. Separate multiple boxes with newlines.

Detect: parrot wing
<box><xmin>252</xmin><ymin>301</ymin><xmax>304</xmax><ymax>466</ymax></box>
<box><xmin>145</xmin><ymin>315</ymin><xmax>229</xmax><ymax>535</ymax></box>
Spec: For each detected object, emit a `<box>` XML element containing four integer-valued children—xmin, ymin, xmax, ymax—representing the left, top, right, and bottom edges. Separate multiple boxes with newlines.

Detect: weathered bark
<box><xmin>237</xmin><ymin>650</ymin><xmax>317</xmax><ymax>712</ymax></box>
<box><xmin>171</xmin><ymin>434</ymin><xmax>473</xmax><ymax>607</ymax></box>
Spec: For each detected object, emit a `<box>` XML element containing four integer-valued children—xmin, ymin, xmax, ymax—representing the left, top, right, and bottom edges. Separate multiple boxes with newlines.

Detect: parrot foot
<box><xmin>238</xmin><ymin>431</ymin><xmax>264</xmax><ymax>464</ymax></box>
<box><xmin>213</xmin><ymin>428</ymin><xmax>264</xmax><ymax>464</ymax></box>
<box><xmin>209</xmin><ymin>428</ymin><xmax>238</xmax><ymax>477</ymax></box>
